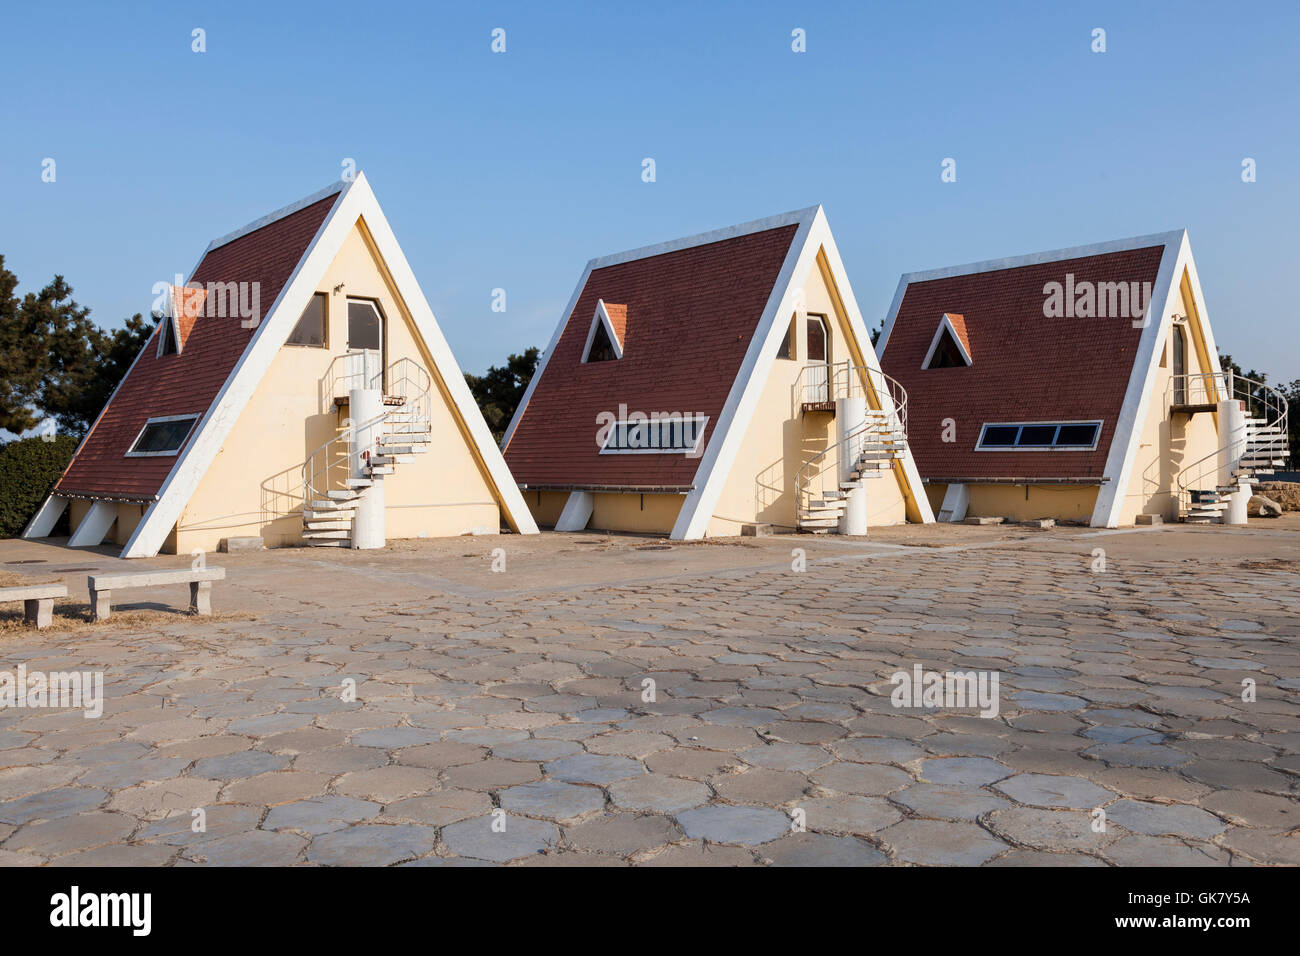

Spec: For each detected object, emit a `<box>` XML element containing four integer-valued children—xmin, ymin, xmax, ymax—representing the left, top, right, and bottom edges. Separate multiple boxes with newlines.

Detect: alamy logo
<box><xmin>1043</xmin><ymin>273</ymin><xmax>1152</xmax><ymax>326</ymax></box>
<box><xmin>890</xmin><ymin>664</ymin><xmax>1000</xmax><ymax>718</ymax></box>
<box><xmin>0</xmin><ymin>665</ymin><xmax>103</xmax><ymax>718</ymax></box>
<box><xmin>50</xmin><ymin>886</ymin><xmax>151</xmax><ymax>936</ymax></box>
<box><xmin>151</xmin><ymin>274</ymin><xmax>263</xmax><ymax>329</ymax></box>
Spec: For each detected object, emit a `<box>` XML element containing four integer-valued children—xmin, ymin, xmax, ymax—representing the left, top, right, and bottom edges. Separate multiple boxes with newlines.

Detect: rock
<box><xmin>1256</xmin><ymin>481</ymin><xmax>1299</xmax><ymax>510</ymax></box>
<box><xmin>1248</xmin><ymin>494</ymin><xmax>1282</xmax><ymax>517</ymax></box>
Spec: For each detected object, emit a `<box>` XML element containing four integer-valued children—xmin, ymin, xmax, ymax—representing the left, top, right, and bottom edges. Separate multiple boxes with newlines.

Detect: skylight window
<box><xmin>600</xmin><ymin>415</ymin><xmax>708</xmax><ymax>455</ymax></box>
<box><xmin>975</xmin><ymin>421</ymin><xmax>1101</xmax><ymax>451</ymax></box>
<box><xmin>126</xmin><ymin>415</ymin><xmax>199</xmax><ymax>457</ymax></box>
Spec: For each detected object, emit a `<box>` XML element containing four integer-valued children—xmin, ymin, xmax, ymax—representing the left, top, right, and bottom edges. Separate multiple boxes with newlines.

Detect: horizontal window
<box><xmin>126</xmin><ymin>415</ymin><xmax>199</xmax><ymax>457</ymax></box>
<box><xmin>600</xmin><ymin>416</ymin><xmax>708</xmax><ymax>455</ymax></box>
<box><xmin>975</xmin><ymin>421</ymin><xmax>1101</xmax><ymax>451</ymax></box>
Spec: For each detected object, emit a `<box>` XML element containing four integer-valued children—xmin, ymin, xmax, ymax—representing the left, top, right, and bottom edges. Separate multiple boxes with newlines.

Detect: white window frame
<box><xmin>156</xmin><ymin>312</ymin><xmax>182</xmax><ymax>357</ymax></box>
<box><xmin>921</xmin><ymin>313</ymin><xmax>972</xmax><ymax>369</ymax></box>
<box><xmin>600</xmin><ymin>415</ymin><xmax>709</xmax><ymax>455</ymax></box>
<box><xmin>125</xmin><ymin>414</ymin><xmax>200</xmax><ymax>458</ymax></box>
<box><xmin>974</xmin><ymin>420</ymin><xmax>1102</xmax><ymax>452</ymax></box>
<box><xmin>581</xmin><ymin>299</ymin><xmax>624</xmax><ymax>363</ymax></box>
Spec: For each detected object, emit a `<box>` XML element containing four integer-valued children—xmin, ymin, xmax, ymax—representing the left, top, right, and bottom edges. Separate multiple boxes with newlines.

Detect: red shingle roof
<box><xmin>56</xmin><ymin>193</ymin><xmax>339</xmax><ymax>499</ymax></box>
<box><xmin>505</xmin><ymin>224</ymin><xmax>800</xmax><ymax>488</ymax></box>
<box><xmin>879</xmin><ymin>244</ymin><xmax>1166</xmax><ymax>481</ymax></box>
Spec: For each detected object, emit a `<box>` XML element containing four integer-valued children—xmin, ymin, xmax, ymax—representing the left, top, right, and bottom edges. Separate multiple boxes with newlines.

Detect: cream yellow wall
<box><xmin>522</xmin><ymin>490</ymin><xmax>569</xmax><ymax>528</ymax></box>
<box><xmin>591</xmin><ymin>492</ymin><xmax>684</xmax><ymax>534</ymax></box>
<box><xmin>968</xmin><ymin>483</ymin><xmax>1099</xmax><ymax>523</ymax></box>
<box><xmin>925</xmin><ymin>483</ymin><xmax>947</xmax><ymax>515</ymax></box>
<box><xmin>170</xmin><ymin>218</ymin><xmax>502</xmax><ymax>554</ymax></box>
<box><xmin>1115</xmin><ymin>275</ymin><xmax>1221</xmax><ymax>524</ymax></box>
<box><xmin>704</xmin><ymin>250</ymin><xmax>909</xmax><ymax>536</ymax></box>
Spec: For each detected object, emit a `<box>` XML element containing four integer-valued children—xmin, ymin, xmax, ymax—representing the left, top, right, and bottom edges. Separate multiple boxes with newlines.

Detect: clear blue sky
<box><xmin>3</xmin><ymin>1</ymin><xmax>1298</xmax><ymax>381</ymax></box>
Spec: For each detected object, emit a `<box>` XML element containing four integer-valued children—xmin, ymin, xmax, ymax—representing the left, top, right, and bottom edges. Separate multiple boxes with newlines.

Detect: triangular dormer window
<box><xmin>581</xmin><ymin>299</ymin><xmax>624</xmax><ymax>363</ymax></box>
<box><xmin>921</xmin><ymin>313</ymin><xmax>972</xmax><ymax>369</ymax></box>
<box><xmin>158</xmin><ymin>315</ymin><xmax>180</xmax><ymax>356</ymax></box>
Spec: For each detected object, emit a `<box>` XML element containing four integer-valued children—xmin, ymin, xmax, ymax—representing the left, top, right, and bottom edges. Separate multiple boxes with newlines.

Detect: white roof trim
<box><xmin>120</xmin><ymin>172</ymin><xmax>537</xmax><ymax>557</ymax></box>
<box><xmin>878</xmin><ymin>229</ymin><xmax>1185</xmax><ymax>356</ymax></box>
<box><xmin>1089</xmin><ymin>231</ymin><xmax>1216</xmax><ymax>527</ymax></box>
<box><xmin>204</xmin><ymin>181</ymin><xmax>346</xmax><ymax>254</ymax></box>
<box><xmin>920</xmin><ymin>313</ymin><xmax>972</xmax><ymax>368</ymax></box>
<box><xmin>581</xmin><ymin>299</ymin><xmax>624</xmax><ymax>362</ymax></box>
<box><xmin>671</xmin><ymin>207</ymin><xmax>933</xmax><ymax>538</ymax></box>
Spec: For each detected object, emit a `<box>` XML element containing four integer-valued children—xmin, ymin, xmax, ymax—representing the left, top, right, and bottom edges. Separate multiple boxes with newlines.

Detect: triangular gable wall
<box><xmin>1089</xmin><ymin>232</ymin><xmax>1221</xmax><ymax>527</ymax></box>
<box><xmin>119</xmin><ymin>173</ymin><xmax>538</xmax><ymax>556</ymax></box>
<box><xmin>670</xmin><ymin>207</ymin><xmax>934</xmax><ymax>538</ymax></box>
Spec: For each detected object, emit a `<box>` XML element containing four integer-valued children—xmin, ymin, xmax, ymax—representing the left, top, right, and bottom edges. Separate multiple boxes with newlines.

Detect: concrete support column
<box><xmin>837</xmin><ymin>395</ymin><xmax>867</xmax><ymax>535</ymax></box>
<box><xmin>22</xmin><ymin>495</ymin><xmax>68</xmax><ymax>538</ymax></box>
<box><xmin>555</xmin><ymin>491</ymin><xmax>594</xmax><ymax>532</ymax></box>
<box><xmin>350</xmin><ymin>385</ymin><xmax>386</xmax><ymax>549</ymax></box>
<box><xmin>1218</xmin><ymin>397</ymin><xmax>1249</xmax><ymax>526</ymax></box>
<box><xmin>69</xmin><ymin>500</ymin><xmax>116</xmax><ymax>548</ymax></box>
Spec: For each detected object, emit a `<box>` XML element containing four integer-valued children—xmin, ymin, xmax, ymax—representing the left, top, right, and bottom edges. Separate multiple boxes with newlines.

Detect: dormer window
<box><xmin>158</xmin><ymin>317</ymin><xmax>179</xmax><ymax>356</ymax></box>
<box><xmin>922</xmin><ymin>313</ymin><xmax>972</xmax><ymax>369</ymax></box>
<box><xmin>581</xmin><ymin>300</ymin><xmax>624</xmax><ymax>363</ymax></box>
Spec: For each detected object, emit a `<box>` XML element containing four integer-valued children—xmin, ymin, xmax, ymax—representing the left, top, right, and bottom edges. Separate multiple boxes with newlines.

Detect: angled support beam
<box><xmin>68</xmin><ymin>500</ymin><xmax>116</xmax><ymax>548</ymax></box>
<box><xmin>23</xmin><ymin>495</ymin><xmax>69</xmax><ymax>538</ymax></box>
<box><xmin>554</xmin><ymin>491</ymin><xmax>594</xmax><ymax>532</ymax></box>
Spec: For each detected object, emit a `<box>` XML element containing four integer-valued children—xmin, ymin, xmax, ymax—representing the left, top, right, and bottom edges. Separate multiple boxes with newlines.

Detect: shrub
<box><xmin>0</xmin><ymin>435</ymin><xmax>77</xmax><ymax>537</ymax></box>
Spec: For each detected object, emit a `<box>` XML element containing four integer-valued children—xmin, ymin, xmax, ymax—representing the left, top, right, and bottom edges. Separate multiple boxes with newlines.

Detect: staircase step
<box><xmin>304</xmin><ymin>520</ymin><xmax>352</xmax><ymax>532</ymax></box>
<box><xmin>303</xmin><ymin>530</ymin><xmax>351</xmax><ymax>539</ymax></box>
<box><xmin>345</xmin><ymin>478</ymin><xmax>373</xmax><ymax>488</ymax></box>
<box><xmin>305</xmin><ymin>508</ymin><xmax>356</xmax><ymax>520</ymax></box>
<box><xmin>325</xmin><ymin>490</ymin><xmax>364</xmax><ymax>500</ymax></box>
<box><xmin>305</xmin><ymin>539</ymin><xmax>350</xmax><ymax>547</ymax></box>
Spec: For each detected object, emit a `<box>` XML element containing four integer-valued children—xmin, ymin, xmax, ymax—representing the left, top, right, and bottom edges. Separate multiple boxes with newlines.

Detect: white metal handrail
<box><xmin>301</xmin><ymin>357</ymin><xmax>432</xmax><ymax>515</ymax></box>
<box><xmin>1172</xmin><ymin>371</ymin><xmax>1289</xmax><ymax>510</ymax></box>
<box><xmin>791</xmin><ymin>361</ymin><xmax>909</xmax><ymax>434</ymax></box>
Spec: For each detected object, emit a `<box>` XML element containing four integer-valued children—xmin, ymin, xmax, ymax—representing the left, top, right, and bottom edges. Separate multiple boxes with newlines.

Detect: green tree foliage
<box><xmin>464</xmin><ymin>346</ymin><xmax>540</xmax><ymax>444</ymax></box>
<box><xmin>0</xmin><ymin>434</ymin><xmax>78</xmax><ymax>536</ymax></box>
<box><xmin>0</xmin><ymin>255</ymin><xmax>154</xmax><ymax>436</ymax></box>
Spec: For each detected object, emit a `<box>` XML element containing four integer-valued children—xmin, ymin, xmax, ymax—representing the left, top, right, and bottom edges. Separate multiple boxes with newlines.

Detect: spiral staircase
<box><xmin>1172</xmin><ymin>372</ymin><xmax>1289</xmax><ymax>524</ymax></box>
<box><xmin>793</xmin><ymin>363</ymin><xmax>910</xmax><ymax>533</ymax></box>
<box><xmin>300</xmin><ymin>355</ymin><xmax>432</xmax><ymax>547</ymax></box>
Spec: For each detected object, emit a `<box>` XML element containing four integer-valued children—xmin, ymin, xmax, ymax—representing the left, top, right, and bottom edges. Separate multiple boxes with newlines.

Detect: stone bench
<box><xmin>0</xmin><ymin>584</ymin><xmax>69</xmax><ymax>629</ymax></box>
<box><xmin>87</xmin><ymin>567</ymin><xmax>226</xmax><ymax>622</ymax></box>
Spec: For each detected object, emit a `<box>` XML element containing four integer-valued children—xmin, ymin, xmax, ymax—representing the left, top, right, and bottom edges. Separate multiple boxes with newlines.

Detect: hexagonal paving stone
<box><xmin>831</xmin><ymin>737</ymin><xmax>926</xmax><ymax>765</ymax></box>
<box><xmin>608</xmin><ymin>775</ymin><xmax>711</xmax><ymax>813</ymax></box>
<box><xmin>797</xmin><ymin>794</ymin><xmax>902</xmax><ymax>834</ymax></box>
<box><xmin>498</xmin><ymin>780</ymin><xmax>605</xmax><ymax>822</ymax></box>
<box><xmin>187</xmin><ymin>830</ymin><xmax>307</xmax><ymax>866</ymax></box>
<box><xmin>0</xmin><ymin>787</ymin><xmax>106</xmax><ymax>825</ymax></box>
<box><xmin>994</xmin><ymin>773</ymin><xmax>1113</xmax><ymax>809</ymax></box>
<box><xmin>811</xmin><ymin>762</ymin><xmax>912</xmax><ymax>795</ymax></box>
<box><xmin>351</xmin><ymin>727</ymin><xmax>442</xmax><ymax>749</ymax></box>
<box><xmin>762</xmin><ymin>832</ymin><xmax>886</xmax><ymax>866</ymax></box>
<box><xmin>984</xmin><ymin>807</ymin><xmax>1116</xmax><ymax>852</ymax></box>
<box><xmin>1104</xmin><ymin>799</ymin><xmax>1226</xmax><ymax>838</ymax></box>
<box><xmin>1105</xmin><ymin>835</ymin><xmax>1231</xmax><ymax>866</ymax></box>
<box><xmin>1009</xmin><ymin>692</ymin><xmax>1087</xmax><ymax>711</ymax></box>
<box><xmin>306</xmin><ymin>824</ymin><xmax>438</xmax><ymax>866</ymax></box>
<box><xmin>565</xmin><ymin>813</ymin><xmax>682</xmax><ymax>856</ymax></box>
<box><xmin>440</xmin><ymin>814</ymin><xmax>561</xmax><ymax>862</ymax></box>
<box><xmin>891</xmin><ymin>784</ymin><xmax>1011</xmax><ymax>821</ymax></box>
<box><xmin>544</xmin><ymin>753</ymin><xmax>643</xmax><ymax>785</ymax></box>
<box><xmin>879</xmin><ymin>819</ymin><xmax>1007</xmax><ymax>865</ymax></box>
<box><xmin>739</xmin><ymin>742</ymin><xmax>831</xmax><ymax>772</ymax></box>
<box><xmin>490</xmin><ymin>739</ymin><xmax>583</xmax><ymax>762</ymax></box>
<box><xmin>262</xmin><ymin>796</ymin><xmax>382</xmax><ymax>835</ymax></box>
<box><xmin>4</xmin><ymin>811</ymin><xmax>136</xmax><ymax>856</ymax></box>
<box><xmin>192</xmin><ymin>750</ymin><xmax>289</xmax><ymax>780</ymax></box>
<box><xmin>919</xmin><ymin>757</ymin><xmax>1012</xmax><ymax>787</ymax></box>
<box><xmin>676</xmin><ymin>805</ymin><xmax>790</xmax><ymax>845</ymax></box>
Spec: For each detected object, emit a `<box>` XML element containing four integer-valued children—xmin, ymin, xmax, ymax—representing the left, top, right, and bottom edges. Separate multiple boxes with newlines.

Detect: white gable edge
<box><xmin>671</xmin><ymin>208</ymin><xmax>934</xmax><ymax>539</ymax></box>
<box><xmin>877</xmin><ymin>229</ymin><xmax>1186</xmax><ymax>357</ymax></box>
<box><xmin>1090</xmin><ymin>232</ymin><xmax>1217</xmax><ymax>528</ymax></box>
<box><xmin>123</xmin><ymin>173</ymin><xmax>536</xmax><ymax>557</ymax></box>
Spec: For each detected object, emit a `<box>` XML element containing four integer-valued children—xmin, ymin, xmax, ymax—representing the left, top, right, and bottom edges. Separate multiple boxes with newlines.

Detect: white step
<box><xmin>305</xmin><ymin>539</ymin><xmax>350</xmax><ymax>547</ymax></box>
<box><xmin>368</xmin><ymin>465</ymin><xmax>395</xmax><ymax>475</ymax></box>
<box><xmin>303</xmin><ymin>530</ymin><xmax>350</xmax><ymax>540</ymax></box>
<box><xmin>345</xmin><ymin>478</ymin><xmax>373</xmax><ymax>488</ymax></box>
<box><xmin>304</xmin><ymin>520</ymin><xmax>352</xmax><ymax>532</ymax></box>
<box><xmin>326</xmin><ymin>490</ymin><xmax>364</xmax><ymax>500</ymax></box>
<box><xmin>309</xmin><ymin>499</ymin><xmax>358</xmax><ymax>512</ymax></box>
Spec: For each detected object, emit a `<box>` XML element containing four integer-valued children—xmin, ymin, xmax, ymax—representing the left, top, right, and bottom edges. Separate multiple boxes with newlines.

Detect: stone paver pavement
<box><xmin>1</xmin><ymin>522</ymin><xmax>1298</xmax><ymax>865</ymax></box>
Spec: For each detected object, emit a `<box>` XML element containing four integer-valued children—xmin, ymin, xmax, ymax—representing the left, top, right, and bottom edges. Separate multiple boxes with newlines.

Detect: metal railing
<box><xmin>1171</xmin><ymin>371</ymin><xmax>1289</xmax><ymax>513</ymax></box>
<box><xmin>790</xmin><ymin>361</ymin><xmax>909</xmax><ymax>434</ymax></box>
<box><xmin>301</xmin><ymin>357</ymin><xmax>432</xmax><ymax>520</ymax></box>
